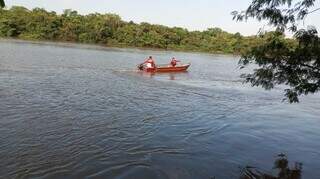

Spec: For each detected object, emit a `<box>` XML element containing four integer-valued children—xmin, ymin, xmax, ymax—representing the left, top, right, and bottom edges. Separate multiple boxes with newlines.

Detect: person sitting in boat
<box><xmin>170</xmin><ymin>57</ymin><xmax>180</xmax><ymax>67</ymax></box>
<box><xmin>143</xmin><ymin>56</ymin><xmax>156</xmax><ymax>68</ymax></box>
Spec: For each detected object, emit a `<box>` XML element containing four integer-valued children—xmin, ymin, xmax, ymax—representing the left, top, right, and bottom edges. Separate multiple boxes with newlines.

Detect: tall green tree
<box><xmin>233</xmin><ymin>0</ymin><xmax>320</xmax><ymax>103</ymax></box>
<box><xmin>0</xmin><ymin>0</ymin><xmax>4</xmax><ymax>8</ymax></box>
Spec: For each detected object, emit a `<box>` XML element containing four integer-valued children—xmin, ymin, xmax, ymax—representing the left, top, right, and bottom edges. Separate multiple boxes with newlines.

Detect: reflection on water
<box><xmin>137</xmin><ymin>71</ymin><xmax>189</xmax><ymax>80</ymax></box>
<box><xmin>240</xmin><ymin>154</ymin><xmax>302</xmax><ymax>179</ymax></box>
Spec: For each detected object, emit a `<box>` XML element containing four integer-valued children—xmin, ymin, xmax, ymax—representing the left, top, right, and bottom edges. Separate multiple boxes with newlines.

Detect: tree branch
<box><xmin>308</xmin><ymin>7</ymin><xmax>320</xmax><ymax>14</ymax></box>
<box><xmin>300</xmin><ymin>63</ymin><xmax>320</xmax><ymax>72</ymax></box>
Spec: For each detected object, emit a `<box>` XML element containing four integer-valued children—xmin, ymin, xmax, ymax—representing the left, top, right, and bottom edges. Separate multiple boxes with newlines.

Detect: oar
<box><xmin>137</xmin><ymin>63</ymin><xmax>144</xmax><ymax>70</ymax></box>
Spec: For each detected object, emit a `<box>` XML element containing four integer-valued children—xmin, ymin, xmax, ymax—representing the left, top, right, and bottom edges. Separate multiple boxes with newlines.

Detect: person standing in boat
<box><xmin>143</xmin><ymin>56</ymin><xmax>156</xmax><ymax>68</ymax></box>
<box><xmin>170</xmin><ymin>57</ymin><xmax>180</xmax><ymax>67</ymax></box>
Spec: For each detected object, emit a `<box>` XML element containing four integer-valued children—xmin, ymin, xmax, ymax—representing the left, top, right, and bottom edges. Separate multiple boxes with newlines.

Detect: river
<box><xmin>0</xmin><ymin>40</ymin><xmax>319</xmax><ymax>179</ymax></box>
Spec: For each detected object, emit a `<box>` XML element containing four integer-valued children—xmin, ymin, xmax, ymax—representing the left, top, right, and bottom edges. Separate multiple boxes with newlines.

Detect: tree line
<box><xmin>0</xmin><ymin>6</ymin><xmax>267</xmax><ymax>54</ymax></box>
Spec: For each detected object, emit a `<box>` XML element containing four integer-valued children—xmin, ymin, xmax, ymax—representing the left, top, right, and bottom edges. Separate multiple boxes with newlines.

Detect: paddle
<box><xmin>137</xmin><ymin>63</ymin><xmax>144</xmax><ymax>70</ymax></box>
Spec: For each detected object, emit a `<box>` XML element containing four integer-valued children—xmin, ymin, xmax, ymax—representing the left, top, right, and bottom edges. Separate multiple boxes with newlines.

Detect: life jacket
<box><xmin>171</xmin><ymin>59</ymin><xmax>177</xmax><ymax>66</ymax></box>
<box><xmin>146</xmin><ymin>59</ymin><xmax>155</xmax><ymax>68</ymax></box>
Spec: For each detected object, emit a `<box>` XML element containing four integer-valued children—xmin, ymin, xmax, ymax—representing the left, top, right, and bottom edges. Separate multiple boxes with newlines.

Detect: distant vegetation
<box><xmin>0</xmin><ymin>6</ymin><xmax>268</xmax><ymax>54</ymax></box>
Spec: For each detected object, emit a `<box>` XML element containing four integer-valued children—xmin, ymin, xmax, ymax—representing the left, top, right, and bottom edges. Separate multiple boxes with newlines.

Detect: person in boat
<box><xmin>143</xmin><ymin>56</ymin><xmax>156</xmax><ymax>68</ymax></box>
<box><xmin>170</xmin><ymin>57</ymin><xmax>180</xmax><ymax>67</ymax></box>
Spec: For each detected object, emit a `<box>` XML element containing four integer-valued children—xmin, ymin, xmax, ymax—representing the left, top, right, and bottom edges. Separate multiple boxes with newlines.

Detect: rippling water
<box><xmin>1</xmin><ymin>40</ymin><xmax>320</xmax><ymax>179</ymax></box>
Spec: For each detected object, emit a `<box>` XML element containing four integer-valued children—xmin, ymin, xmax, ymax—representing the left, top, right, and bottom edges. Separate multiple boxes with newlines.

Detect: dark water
<box><xmin>0</xmin><ymin>40</ymin><xmax>319</xmax><ymax>179</ymax></box>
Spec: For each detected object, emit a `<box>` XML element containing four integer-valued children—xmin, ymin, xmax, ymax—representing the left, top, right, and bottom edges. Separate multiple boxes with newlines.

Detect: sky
<box><xmin>5</xmin><ymin>0</ymin><xmax>320</xmax><ymax>36</ymax></box>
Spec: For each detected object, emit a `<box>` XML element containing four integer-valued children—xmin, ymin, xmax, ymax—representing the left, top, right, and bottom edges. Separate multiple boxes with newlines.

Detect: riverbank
<box><xmin>0</xmin><ymin>38</ymin><xmax>240</xmax><ymax>57</ymax></box>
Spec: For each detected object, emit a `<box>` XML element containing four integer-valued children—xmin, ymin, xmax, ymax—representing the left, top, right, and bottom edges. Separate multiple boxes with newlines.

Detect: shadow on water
<box><xmin>239</xmin><ymin>154</ymin><xmax>302</xmax><ymax>179</ymax></box>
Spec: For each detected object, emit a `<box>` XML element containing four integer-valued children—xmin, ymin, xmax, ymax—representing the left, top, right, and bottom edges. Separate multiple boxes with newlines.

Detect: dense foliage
<box><xmin>0</xmin><ymin>0</ymin><xmax>4</xmax><ymax>8</ymax></box>
<box><xmin>233</xmin><ymin>0</ymin><xmax>320</xmax><ymax>103</ymax></box>
<box><xmin>0</xmin><ymin>6</ymin><xmax>263</xmax><ymax>54</ymax></box>
<box><xmin>240</xmin><ymin>154</ymin><xmax>302</xmax><ymax>179</ymax></box>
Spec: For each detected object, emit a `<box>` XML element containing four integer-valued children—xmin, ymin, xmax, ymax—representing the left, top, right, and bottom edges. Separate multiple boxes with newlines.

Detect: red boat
<box><xmin>138</xmin><ymin>63</ymin><xmax>191</xmax><ymax>73</ymax></box>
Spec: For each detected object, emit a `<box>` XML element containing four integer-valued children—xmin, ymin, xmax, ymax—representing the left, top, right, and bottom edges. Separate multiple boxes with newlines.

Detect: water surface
<box><xmin>0</xmin><ymin>40</ymin><xmax>319</xmax><ymax>179</ymax></box>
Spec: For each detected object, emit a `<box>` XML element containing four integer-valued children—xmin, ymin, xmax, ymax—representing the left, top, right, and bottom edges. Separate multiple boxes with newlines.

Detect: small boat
<box><xmin>138</xmin><ymin>63</ymin><xmax>191</xmax><ymax>73</ymax></box>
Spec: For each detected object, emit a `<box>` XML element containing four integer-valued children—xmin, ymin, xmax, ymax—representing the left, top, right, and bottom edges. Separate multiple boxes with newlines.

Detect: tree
<box><xmin>0</xmin><ymin>0</ymin><xmax>4</xmax><ymax>8</ymax></box>
<box><xmin>233</xmin><ymin>0</ymin><xmax>320</xmax><ymax>103</ymax></box>
<box><xmin>0</xmin><ymin>6</ymin><xmax>264</xmax><ymax>59</ymax></box>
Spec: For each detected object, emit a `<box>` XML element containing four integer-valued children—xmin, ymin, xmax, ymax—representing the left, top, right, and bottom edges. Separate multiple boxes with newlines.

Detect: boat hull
<box><xmin>142</xmin><ymin>64</ymin><xmax>190</xmax><ymax>73</ymax></box>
